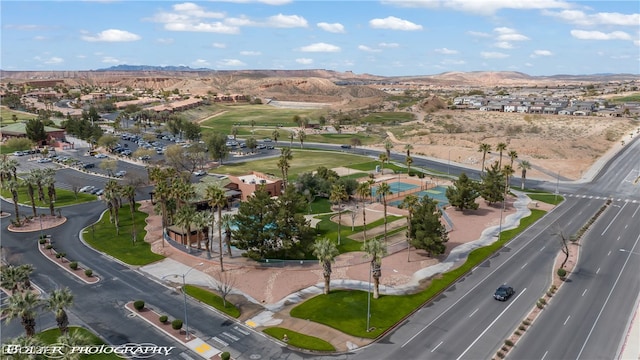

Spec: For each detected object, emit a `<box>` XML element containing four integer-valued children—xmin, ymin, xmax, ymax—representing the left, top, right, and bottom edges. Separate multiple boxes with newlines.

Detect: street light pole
<box><xmin>164</xmin><ymin>262</ymin><xmax>203</xmax><ymax>341</ymax></box>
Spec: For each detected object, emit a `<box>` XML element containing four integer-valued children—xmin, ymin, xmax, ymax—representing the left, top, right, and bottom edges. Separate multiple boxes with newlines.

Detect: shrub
<box><xmin>220</xmin><ymin>352</ymin><xmax>231</xmax><ymax>360</ymax></box>
<box><xmin>497</xmin><ymin>351</ymin><xmax>505</xmax><ymax>358</ymax></box>
<box><xmin>39</xmin><ymin>238</ymin><xmax>47</xmax><ymax>244</ymax></box>
<box><xmin>501</xmin><ymin>346</ymin><xmax>509</xmax><ymax>352</ymax></box>
<box><xmin>45</xmin><ymin>244</ymin><xmax>53</xmax><ymax>250</ymax></box>
<box><xmin>557</xmin><ymin>268</ymin><xmax>567</xmax><ymax>278</ymax></box>
<box><xmin>56</xmin><ymin>252</ymin><xmax>63</xmax><ymax>259</ymax></box>
<box><xmin>536</xmin><ymin>301</ymin><xmax>545</xmax><ymax>309</ymax></box>
<box><xmin>546</xmin><ymin>291</ymin><xmax>553</xmax><ymax>297</ymax></box>
<box><xmin>69</xmin><ymin>261</ymin><xmax>78</xmax><ymax>270</ymax></box>
<box><xmin>171</xmin><ymin>319</ymin><xmax>183</xmax><ymax>330</ymax></box>
<box><xmin>515</xmin><ymin>330</ymin><xmax>522</xmax><ymax>336</ymax></box>
<box><xmin>538</xmin><ymin>298</ymin><xmax>547</xmax><ymax>305</ymax></box>
<box><xmin>159</xmin><ymin>315</ymin><xmax>168</xmax><ymax>323</ymax></box>
<box><xmin>84</xmin><ymin>269</ymin><xmax>93</xmax><ymax>277</ymax></box>
<box><xmin>133</xmin><ymin>300</ymin><xmax>145</xmax><ymax>311</ymax></box>
<box><xmin>522</xmin><ymin>320</ymin><xmax>531</xmax><ymax>326</ymax></box>
<box><xmin>519</xmin><ymin>325</ymin><xmax>526</xmax><ymax>331</ymax></box>
<box><xmin>504</xmin><ymin>339</ymin><xmax>514</xmax><ymax>347</ymax></box>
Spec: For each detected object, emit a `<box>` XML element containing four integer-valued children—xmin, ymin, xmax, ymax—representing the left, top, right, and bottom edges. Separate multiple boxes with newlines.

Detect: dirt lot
<box><xmin>370</xmin><ymin>110</ymin><xmax>638</xmax><ymax>181</ymax></box>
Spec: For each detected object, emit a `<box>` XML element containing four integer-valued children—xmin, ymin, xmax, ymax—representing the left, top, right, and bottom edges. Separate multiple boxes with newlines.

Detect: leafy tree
<box><xmin>99</xmin><ymin>159</ymin><xmax>117</xmax><ymax>177</ymax></box>
<box><xmin>46</xmin><ymin>287</ymin><xmax>74</xmax><ymax>334</ymax></box>
<box><xmin>313</xmin><ymin>237</ymin><xmax>339</xmax><ymax>295</ymax></box>
<box><xmin>362</xmin><ymin>237</ymin><xmax>387</xmax><ymax>299</ymax></box>
<box><xmin>246</xmin><ymin>137</ymin><xmax>257</xmax><ymax>153</ymax></box>
<box><xmin>25</xmin><ymin>119</ymin><xmax>47</xmax><ymax>144</ymax></box>
<box><xmin>97</xmin><ymin>134</ymin><xmax>118</xmax><ymax>150</ymax></box>
<box><xmin>446</xmin><ymin>172</ymin><xmax>480</xmax><ymax>211</ymax></box>
<box><xmin>182</xmin><ymin>121</ymin><xmax>202</xmax><ymax>141</ymax></box>
<box><xmin>205</xmin><ymin>132</ymin><xmax>229</xmax><ymax>164</ymax></box>
<box><xmin>272</xmin><ymin>129</ymin><xmax>280</xmax><ymax>143</ymax></box>
<box><xmin>272</xmin><ymin>186</ymin><xmax>314</xmax><ymax>259</ymax></box>
<box><xmin>478</xmin><ymin>143</ymin><xmax>491</xmax><ymax>175</ymax></box>
<box><xmin>410</xmin><ymin>196</ymin><xmax>448</xmax><ymax>257</ymax></box>
<box><xmin>232</xmin><ymin>187</ymin><xmax>276</xmax><ymax>258</ymax></box>
<box><xmin>480</xmin><ymin>162</ymin><xmax>505</xmax><ymax>205</ymax></box>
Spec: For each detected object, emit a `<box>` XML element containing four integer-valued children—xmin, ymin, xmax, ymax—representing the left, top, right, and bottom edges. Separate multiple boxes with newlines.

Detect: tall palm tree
<box><xmin>383</xmin><ymin>138</ymin><xmax>394</xmax><ymax>158</ymax></box>
<box><xmin>4</xmin><ymin>336</ymin><xmax>45</xmax><ymax>360</ymax></box>
<box><xmin>329</xmin><ymin>184</ymin><xmax>348</xmax><ymax>245</ymax></box>
<box><xmin>57</xmin><ymin>330</ymin><xmax>90</xmax><ymax>360</ymax></box>
<box><xmin>362</xmin><ymin>237</ymin><xmax>387</xmax><ymax>299</ymax></box>
<box><xmin>478</xmin><ymin>143</ymin><xmax>492</xmax><ymax>175</ymax></box>
<box><xmin>7</xmin><ymin>178</ymin><xmax>21</xmax><ymax>223</ymax></box>
<box><xmin>42</xmin><ymin>168</ymin><xmax>56</xmax><ymax>216</ymax></box>
<box><xmin>123</xmin><ymin>185</ymin><xmax>137</xmax><ymax>243</ymax></box>
<box><xmin>4</xmin><ymin>291</ymin><xmax>42</xmax><ymax>337</ymax></box>
<box><xmin>17</xmin><ymin>264</ymin><xmax>34</xmax><ymax>291</ymax></box>
<box><xmin>171</xmin><ymin>178</ymin><xmax>195</xmax><ymax>211</ymax></box>
<box><xmin>502</xmin><ymin>164</ymin><xmax>515</xmax><ymax>194</ymax></box>
<box><xmin>1</xmin><ymin>265</ymin><xmax>22</xmax><ymax>294</ymax></box>
<box><xmin>220</xmin><ymin>213</ymin><xmax>235</xmax><ymax>256</ymax></box>
<box><xmin>356</xmin><ymin>181</ymin><xmax>372</xmax><ymax>244</ymax></box>
<box><xmin>298</xmin><ymin>130</ymin><xmax>306</xmax><ymax>148</ymax></box>
<box><xmin>24</xmin><ymin>172</ymin><xmax>38</xmax><ymax>218</ymax></box>
<box><xmin>289</xmin><ymin>130</ymin><xmax>295</xmax><ymax>148</ymax></box>
<box><xmin>404</xmin><ymin>143</ymin><xmax>413</xmax><ymax>157</ymax></box>
<box><xmin>104</xmin><ymin>180</ymin><xmax>122</xmax><ymax>234</ymax></box>
<box><xmin>312</xmin><ymin>237</ymin><xmax>339</xmax><ymax>295</ymax></box>
<box><xmin>400</xmin><ymin>194</ymin><xmax>419</xmax><ymax>261</ymax></box>
<box><xmin>378</xmin><ymin>153</ymin><xmax>389</xmax><ymax>174</ymax></box>
<box><xmin>0</xmin><ymin>155</ymin><xmax>19</xmax><ymax>184</ymax></box>
<box><xmin>192</xmin><ymin>211</ymin><xmax>211</xmax><ymax>253</ymax></box>
<box><xmin>207</xmin><ymin>185</ymin><xmax>227</xmax><ymax>271</ymax></box>
<box><xmin>174</xmin><ymin>204</ymin><xmax>196</xmax><ymax>248</ymax></box>
<box><xmin>496</xmin><ymin>142</ymin><xmax>508</xmax><ymax>168</ymax></box>
<box><xmin>508</xmin><ymin>150</ymin><xmax>518</xmax><ymax>168</ymax></box>
<box><xmin>277</xmin><ymin>148</ymin><xmax>293</xmax><ymax>190</ymax></box>
<box><xmin>46</xmin><ymin>287</ymin><xmax>74</xmax><ymax>334</ymax></box>
<box><xmin>405</xmin><ymin>155</ymin><xmax>413</xmax><ymax>176</ymax></box>
<box><xmin>376</xmin><ymin>182</ymin><xmax>393</xmax><ymax>244</ymax></box>
<box><xmin>518</xmin><ymin>160</ymin><xmax>532</xmax><ymax>190</ymax></box>
<box><xmin>272</xmin><ymin>129</ymin><xmax>280</xmax><ymax>143</ymax></box>
<box><xmin>33</xmin><ymin>169</ymin><xmax>46</xmax><ymax>203</ymax></box>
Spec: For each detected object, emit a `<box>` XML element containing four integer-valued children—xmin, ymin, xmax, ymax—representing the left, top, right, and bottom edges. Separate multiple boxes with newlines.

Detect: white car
<box><xmin>37</xmin><ymin>158</ymin><xmax>52</xmax><ymax>163</ymax></box>
<box><xmin>114</xmin><ymin>170</ymin><xmax>127</xmax><ymax>177</ymax></box>
<box><xmin>80</xmin><ymin>186</ymin><xmax>95</xmax><ymax>193</ymax></box>
<box><xmin>193</xmin><ymin>170</ymin><xmax>207</xmax><ymax>176</ymax></box>
<box><xmin>94</xmin><ymin>153</ymin><xmax>107</xmax><ymax>159</ymax></box>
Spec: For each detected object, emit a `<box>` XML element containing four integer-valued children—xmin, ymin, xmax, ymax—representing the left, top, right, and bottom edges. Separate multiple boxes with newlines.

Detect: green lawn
<box><xmin>302</xmin><ymin>132</ymin><xmax>382</xmax><ymax>145</ymax></box>
<box><xmin>183</xmin><ymin>284</ymin><xmax>240</xmax><ymax>318</ymax></box>
<box><xmin>0</xmin><ymin>185</ymin><xmax>97</xmax><ymax>207</ymax></box>
<box><xmin>360</xmin><ymin>111</ymin><xmax>415</xmax><ymax>125</ymax></box>
<box><xmin>216</xmin><ymin>150</ymin><xmax>370</xmax><ymax>178</ymax></box>
<box><xmin>348</xmin><ymin>161</ymin><xmax>407</xmax><ymax>174</ymax></box>
<box><xmin>527</xmin><ymin>193</ymin><xmax>565</xmax><ymax>205</ymax></box>
<box><xmin>36</xmin><ymin>327</ymin><xmax>120</xmax><ymax>360</ymax></box>
<box><xmin>314</xmin><ymin>213</ymin><xmax>404</xmax><ymax>253</ymax></box>
<box><xmin>309</xmin><ymin>197</ymin><xmax>332</xmax><ymax>214</ymax></box>
<box><xmin>0</xmin><ymin>106</ymin><xmax>36</xmax><ymax>125</ymax></box>
<box><xmin>263</xmin><ymin>327</ymin><xmax>335</xmax><ymax>351</ymax></box>
<box><xmin>291</xmin><ymin>208</ymin><xmax>548</xmax><ymax>339</ymax></box>
<box><xmin>84</xmin><ymin>203</ymin><xmax>165</xmax><ymax>265</ymax></box>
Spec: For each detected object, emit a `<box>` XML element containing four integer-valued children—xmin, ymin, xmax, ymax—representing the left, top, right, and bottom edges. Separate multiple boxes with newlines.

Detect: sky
<box><xmin>1</xmin><ymin>0</ymin><xmax>639</xmax><ymax>77</ymax></box>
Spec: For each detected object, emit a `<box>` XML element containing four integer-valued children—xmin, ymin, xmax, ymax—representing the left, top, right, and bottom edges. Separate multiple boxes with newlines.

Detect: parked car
<box><xmin>94</xmin><ymin>189</ymin><xmax>104</xmax><ymax>196</ymax></box>
<box><xmin>13</xmin><ymin>151</ymin><xmax>25</xmax><ymax>156</ymax></box>
<box><xmin>37</xmin><ymin>158</ymin><xmax>52</xmax><ymax>163</ymax></box>
<box><xmin>80</xmin><ymin>186</ymin><xmax>95</xmax><ymax>193</ymax></box>
<box><xmin>122</xmin><ymin>150</ymin><xmax>132</xmax><ymax>156</ymax></box>
<box><xmin>493</xmin><ymin>285</ymin><xmax>515</xmax><ymax>301</ymax></box>
<box><xmin>138</xmin><ymin>155</ymin><xmax>151</xmax><ymax>161</ymax></box>
<box><xmin>94</xmin><ymin>153</ymin><xmax>107</xmax><ymax>159</ymax></box>
<box><xmin>115</xmin><ymin>170</ymin><xmax>127</xmax><ymax>177</ymax></box>
<box><xmin>82</xmin><ymin>163</ymin><xmax>95</xmax><ymax>169</ymax></box>
<box><xmin>193</xmin><ymin>170</ymin><xmax>207</xmax><ymax>176</ymax></box>
<box><xmin>263</xmin><ymin>138</ymin><xmax>272</xmax><ymax>142</ymax></box>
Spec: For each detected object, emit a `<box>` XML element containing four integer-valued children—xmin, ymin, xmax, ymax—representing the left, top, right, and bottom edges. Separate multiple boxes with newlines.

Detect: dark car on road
<box><xmin>494</xmin><ymin>285</ymin><xmax>515</xmax><ymax>301</ymax></box>
<box><xmin>340</xmin><ymin>144</ymin><xmax>352</xmax><ymax>149</ymax></box>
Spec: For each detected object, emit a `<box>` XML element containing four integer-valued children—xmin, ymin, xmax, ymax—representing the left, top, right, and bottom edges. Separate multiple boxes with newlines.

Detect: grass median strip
<box><xmin>183</xmin><ymin>284</ymin><xmax>240</xmax><ymax>318</ymax></box>
<box><xmin>263</xmin><ymin>327</ymin><xmax>335</xmax><ymax>352</ymax></box>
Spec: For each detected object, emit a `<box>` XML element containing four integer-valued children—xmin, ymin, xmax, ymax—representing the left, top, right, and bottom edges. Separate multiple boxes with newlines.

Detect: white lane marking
<box><xmin>469</xmin><ymin>308</ymin><xmax>479</xmax><ymax>318</ymax></box>
<box><xmin>617</xmin><ymin>236</ymin><xmax>621</xmax><ymax>242</ymax></box>
<box><xmin>601</xmin><ymin>202</ymin><xmax>628</xmax><ymax>235</ymax></box>
<box><xmin>455</xmin><ymin>288</ymin><xmax>528</xmax><ymax>360</ymax></box>
<box><xmin>521</xmin><ymin>262</ymin><xmax>528</xmax><ymax>269</ymax></box>
<box><xmin>632</xmin><ymin>205</ymin><xmax>639</xmax><ymax>218</ymax></box>
<box><xmin>541</xmin><ymin>350</ymin><xmax>549</xmax><ymax>360</ymax></box>
<box><xmin>431</xmin><ymin>341</ymin><xmax>444</xmax><ymax>353</ymax></box>
<box><xmin>540</xmin><ymin>246</ymin><xmax>546</xmax><ymax>251</ymax></box>
<box><xmin>607</xmin><ymin>251</ymin><xmax>611</xmax><ymax>256</ymax></box>
<box><xmin>564</xmin><ymin>315</ymin><xmax>571</xmax><ymax>326</ymax></box>
<box><xmin>596</xmin><ymin>268</ymin><xmax>601</xmax><ymax>275</ymax></box>
<box><xmin>581</xmin><ymin>289</ymin><xmax>588</xmax><ymax>297</ymax></box>
<box><xmin>575</xmin><ymin>231</ymin><xmax>640</xmax><ymax>360</ymax></box>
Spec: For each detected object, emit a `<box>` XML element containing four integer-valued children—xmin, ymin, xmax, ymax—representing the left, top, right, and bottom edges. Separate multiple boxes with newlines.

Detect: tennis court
<box><xmin>389</xmin><ymin>186</ymin><xmax>449</xmax><ymax>208</ymax></box>
<box><xmin>371</xmin><ymin>181</ymin><xmax>419</xmax><ymax>196</ymax></box>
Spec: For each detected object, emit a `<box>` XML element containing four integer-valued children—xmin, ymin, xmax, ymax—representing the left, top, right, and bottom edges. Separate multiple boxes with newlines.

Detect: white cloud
<box><xmin>192</xmin><ymin>59</ymin><xmax>211</xmax><ymax>66</ymax></box>
<box><xmin>435</xmin><ymin>47</ymin><xmax>458</xmax><ymax>54</ymax></box>
<box><xmin>494</xmin><ymin>27</ymin><xmax>529</xmax><ymax>41</ymax></box>
<box><xmin>299</xmin><ymin>42</ymin><xmax>340</xmax><ymax>52</ymax></box>
<box><xmin>494</xmin><ymin>41</ymin><xmax>514</xmax><ymax>49</ymax></box>
<box><xmin>570</xmin><ymin>30</ymin><xmax>632</xmax><ymax>40</ymax></box>
<box><xmin>156</xmin><ymin>38</ymin><xmax>174</xmax><ymax>44</ymax></box>
<box><xmin>317</xmin><ymin>22</ymin><xmax>345</xmax><ymax>33</ymax></box>
<box><xmin>215</xmin><ymin>0</ymin><xmax>292</xmax><ymax>4</ymax></box>
<box><xmin>543</xmin><ymin>10</ymin><xmax>640</xmax><ymax>27</ymax></box>
<box><xmin>383</xmin><ymin>0</ymin><xmax>572</xmax><ymax>16</ymax></box>
<box><xmin>441</xmin><ymin>59</ymin><xmax>465</xmax><ymax>65</ymax></box>
<box><xmin>81</xmin><ymin>29</ymin><xmax>141</xmax><ymax>42</ymax></box>
<box><xmin>266</xmin><ymin>14</ymin><xmax>308</xmax><ymax>28</ymax></box>
<box><xmin>101</xmin><ymin>56</ymin><xmax>120</xmax><ymax>64</ymax></box>
<box><xmin>369</xmin><ymin>16</ymin><xmax>422</xmax><ymax>31</ymax></box>
<box><xmin>480</xmin><ymin>51</ymin><xmax>509</xmax><ymax>59</ymax></box>
<box><xmin>467</xmin><ymin>30</ymin><xmax>491</xmax><ymax>37</ymax></box>
<box><xmin>212</xmin><ymin>42</ymin><xmax>226</xmax><ymax>48</ymax></box>
<box><xmin>296</xmin><ymin>58</ymin><xmax>313</xmax><ymax>64</ymax></box>
<box><xmin>34</xmin><ymin>56</ymin><xmax>64</xmax><ymax>65</ymax></box>
<box><xmin>172</xmin><ymin>2</ymin><xmax>225</xmax><ymax>18</ymax></box>
<box><xmin>531</xmin><ymin>49</ymin><xmax>553</xmax><ymax>57</ymax></box>
<box><xmin>240</xmin><ymin>50</ymin><xmax>261</xmax><ymax>56</ymax></box>
<box><xmin>358</xmin><ymin>45</ymin><xmax>381</xmax><ymax>53</ymax></box>
<box><xmin>165</xmin><ymin>22</ymin><xmax>239</xmax><ymax>34</ymax></box>
<box><xmin>150</xmin><ymin>3</ymin><xmax>240</xmax><ymax>33</ymax></box>
<box><xmin>379</xmin><ymin>42</ymin><xmax>399</xmax><ymax>48</ymax></box>
<box><xmin>217</xmin><ymin>59</ymin><xmax>246</xmax><ymax>66</ymax></box>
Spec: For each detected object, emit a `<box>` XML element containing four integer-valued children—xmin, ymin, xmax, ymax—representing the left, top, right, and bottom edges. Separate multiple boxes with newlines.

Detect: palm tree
<box><xmin>7</xmin><ymin>178</ymin><xmax>21</xmax><ymax>223</ymax></box>
<box><xmin>362</xmin><ymin>237</ymin><xmax>387</xmax><ymax>299</ymax></box>
<box><xmin>192</xmin><ymin>211</ymin><xmax>211</xmax><ymax>253</ymax></box>
<box><xmin>42</xmin><ymin>168</ymin><xmax>56</xmax><ymax>216</ymax></box>
<box><xmin>329</xmin><ymin>184</ymin><xmax>348</xmax><ymax>245</ymax></box>
<box><xmin>502</xmin><ymin>164</ymin><xmax>515</xmax><ymax>194</ymax></box>
<box><xmin>404</xmin><ymin>143</ymin><xmax>413</xmax><ymax>157</ymax></box>
<box><xmin>1</xmin><ymin>265</ymin><xmax>22</xmax><ymax>294</ymax></box>
<box><xmin>123</xmin><ymin>185</ymin><xmax>137</xmax><ymax>243</ymax></box>
<box><xmin>277</xmin><ymin>148</ymin><xmax>293</xmax><ymax>190</ymax></box>
<box><xmin>508</xmin><ymin>150</ymin><xmax>518</xmax><ymax>168</ymax></box>
<box><xmin>0</xmin><ymin>155</ymin><xmax>19</xmax><ymax>184</ymax></box>
<box><xmin>104</xmin><ymin>180</ymin><xmax>122</xmax><ymax>234</ymax></box>
<box><xmin>312</xmin><ymin>237</ymin><xmax>339</xmax><ymax>295</ymax></box>
<box><xmin>231</xmin><ymin>126</ymin><xmax>238</xmax><ymax>140</ymax></box>
<box><xmin>478</xmin><ymin>143</ymin><xmax>491</xmax><ymax>175</ymax></box>
<box><xmin>17</xmin><ymin>264</ymin><xmax>34</xmax><ymax>291</ymax></box>
<box><xmin>289</xmin><ymin>130</ymin><xmax>295</xmax><ymax>148</ymax></box>
<box><xmin>518</xmin><ymin>160</ymin><xmax>532</xmax><ymax>190</ymax></box>
<box><xmin>24</xmin><ymin>172</ymin><xmax>38</xmax><ymax>218</ymax></box>
<box><xmin>57</xmin><ymin>330</ymin><xmax>90</xmax><ymax>360</ymax></box>
<box><xmin>298</xmin><ymin>130</ymin><xmax>306</xmax><ymax>148</ymax></box>
<box><xmin>174</xmin><ymin>204</ymin><xmax>196</xmax><ymax>248</ymax></box>
<box><xmin>405</xmin><ymin>155</ymin><xmax>413</xmax><ymax>176</ymax></box>
<box><xmin>46</xmin><ymin>287</ymin><xmax>74</xmax><ymax>334</ymax></box>
<box><xmin>272</xmin><ymin>129</ymin><xmax>280</xmax><ymax>143</ymax></box>
<box><xmin>376</xmin><ymin>182</ymin><xmax>392</xmax><ymax>244</ymax></box>
<box><xmin>400</xmin><ymin>194</ymin><xmax>419</xmax><ymax>261</ymax></box>
<box><xmin>207</xmin><ymin>185</ymin><xmax>227</xmax><ymax>271</ymax></box>
<box><xmin>383</xmin><ymin>138</ymin><xmax>394</xmax><ymax>158</ymax></box>
<box><xmin>4</xmin><ymin>336</ymin><xmax>45</xmax><ymax>360</ymax></box>
<box><xmin>220</xmin><ymin>213</ymin><xmax>235</xmax><ymax>256</ymax></box>
<box><xmin>356</xmin><ymin>181</ymin><xmax>372</xmax><ymax>244</ymax></box>
<box><xmin>33</xmin><ymin>169</ymin><xmax>46</xmax><ymax>203</ymax></box>
<box><xmin>496</xmin><ymin>142</ymin><xmax>508</xmax><ymax>168</ymax></box>
<box><xmin>378</xmin><ymin>153</ymin><xmax>388</xmax><ymax>174</ymax></box>
<box><xmin>4</xmin><ymin>291</ymin><xmax>42</xmax><ymax>337</ymax></box>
